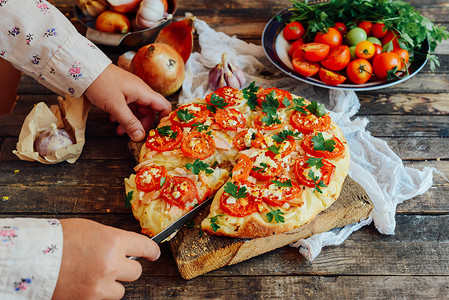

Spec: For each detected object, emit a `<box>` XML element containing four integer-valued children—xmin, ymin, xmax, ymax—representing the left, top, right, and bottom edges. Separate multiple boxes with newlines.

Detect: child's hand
<box><xmin>84</xmin><ymin>63</ymin><xmax>172</xmax><ymax>142</ymax></box>
<box><xmin>53</xmin><ymin>218</ymin><xmax>160</xmax><ymax>300</ymax></box>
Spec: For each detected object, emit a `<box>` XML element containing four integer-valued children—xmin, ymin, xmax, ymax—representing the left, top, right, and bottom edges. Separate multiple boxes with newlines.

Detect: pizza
<box><xmin>124</xmin><ymin>84</ymin><xmax>349</xmax><ymax>239</ymax></box>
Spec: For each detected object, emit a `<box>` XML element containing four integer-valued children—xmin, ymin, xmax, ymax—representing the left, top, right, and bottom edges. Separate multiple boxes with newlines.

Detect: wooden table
<box><xmin>1</xmin><ymin>0</ymin><xmax>448</xmax><ymax>298</ymax></box>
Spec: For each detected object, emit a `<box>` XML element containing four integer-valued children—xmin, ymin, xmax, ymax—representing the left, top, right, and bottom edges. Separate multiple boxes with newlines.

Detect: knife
<box><xmin>151</xmin><ymin>196</ymin><xmax>213</xmax><ymax>244</ymax></box>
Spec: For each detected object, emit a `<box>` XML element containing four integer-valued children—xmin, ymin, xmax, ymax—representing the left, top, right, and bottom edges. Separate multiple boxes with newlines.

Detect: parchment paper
<box><xmin>13</xmin><ymin>94</ymin><xmax>90</xmax><ymax>164</ymax></box>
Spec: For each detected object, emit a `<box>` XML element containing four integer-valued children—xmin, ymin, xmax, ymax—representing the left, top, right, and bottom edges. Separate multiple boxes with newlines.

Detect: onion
<box><xmin>130</xmin><ymin>43</ymin><xmax>185</xmax><ymax>96</ymax></box>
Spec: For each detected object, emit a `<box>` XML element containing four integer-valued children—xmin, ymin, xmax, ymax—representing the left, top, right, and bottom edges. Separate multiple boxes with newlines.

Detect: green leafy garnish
<box><xmin>224</xmin><ymin>182</ymin><xmax>248</xmax><ymax>199</ymax></box>
<box><xmin>242</xmin><ymin>81</ymin><xmax>259</xmax><ymax>110</ymax></box>
<box><xmin>271</xmin><ymin>179</ymin><xmax>292</xmax><ymax>188</ymax></box>
<box><xmin>286</xmin><ymin>97</ymin><xmax>307</xmax><ymax>114</ymax></box>
<box><xmin>272</xmin><ymin>130</ymin><xmax>301</xmax><ymax>143</ymax></box>
<box><xmin>311</xmin><ymin>133</ymin><xmax>335</xmax><ymax>152</ymax></box>
<box><xmin>207</xmin><ymin>93</ymin><xmax>228</xmax><ymax>113</ymax></box>
<box><xmin>160</xmin><ymin>176</ymin><xmax>166</xmax><ymax>187</ymax></box>
<box><xmin>124</xmin><ymin>191</ymin><xmax>133</xmax><ymax>208</ymax></box>
<box><xmin>306</xmin><ymin>101</ymin><xmax>326</xmax><ymax>118</ymax></box>
<box><xmin>306</xmin><ymin>157</ymin><xmax>324</xmax><ymax>170</ymax></box>
<box><xmin>177</xmin><ymin>109</ymin><xmax>195</xmax><ymax>123</ymax></box>
<box><xmin>252</xmin><ymin>162</ymin><xmax>269</xmax><ymax>173</ymax></box>
<box><xmin>260</xmin><ymin>90</ymin><xmax>283</xmax><ymax>126</ymax></box>
<box><xmin>267</xmin><ymin>145</ymin><xmax>280</xmax><ymax>155</ymax></box>
<box><xmin>185</xmin><ymin>159</ymin><xmax>214</xmax><ymax>175</ymax></box>
<box><xmin>308</xmin><ymin>169</ymin><xmax>327</xmax><ymax>194</ymax></box>
<box><xmin>156</xmin><ymin>125</ymin><xmax>178</xmax><ymax>139</ymax></box>
<box><xmin>192</xmin><ymin>122</ymin><xmax>210</xmax><ymax>132</ymax></box>
<box><xmin>266</xmin><ymin>208</ymin><xmax>285</xmax><ymax>223</ymax></box>
<box><xmin>261</xmin><ymin>113</ymin><xmax>282</xmax><ymax>126</ymax></box>
<box><xmin>210</xmin><ymin>215</ymin><xmax>223</xmax><ymax>232</ymax></box>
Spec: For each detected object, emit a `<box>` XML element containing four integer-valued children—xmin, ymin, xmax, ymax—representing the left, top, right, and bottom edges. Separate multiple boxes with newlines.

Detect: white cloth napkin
<box><xmin>180</xmin><ymin>18</ymin><xmax>437</xmax><ymax>261</ymax></box>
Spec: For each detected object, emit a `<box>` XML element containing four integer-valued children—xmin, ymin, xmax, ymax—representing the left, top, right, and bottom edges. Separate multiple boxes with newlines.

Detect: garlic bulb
<box><xmin>134</xmin><ymin>0</ymin><xmax>169</xmax><ymax>29</ymax></box>
<box><xmin>208</xmin><ymin>52</ymin><xmax>246</xmax><ymax>91</ymax></box>
<box><xmin>34</xmin><ymin>123</ymin><xmax>75</xmax><ymax>157</ymax></box>
<box><xmin>75</xmin><ymin>0</ymin><xmax>108</xmax><ymax>19</ymax></box>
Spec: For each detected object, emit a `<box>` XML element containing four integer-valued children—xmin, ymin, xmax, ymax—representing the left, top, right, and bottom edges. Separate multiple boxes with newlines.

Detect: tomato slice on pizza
<box><xmin>261</xmin><ymin>177</ymin><xmax>303</xmax><ymax>207</ymax></box>
<box><xmin>257</xmin><ymin>87</ymin><xmax>292</xmax><ymax>108</ymax></box>
<box><xmin>214</xmin><ymin>108</ymin><xmax>246</xmax><ymax>130</ymax></box>
<box><xmin>294</xmin><ymin>157</ymin><xmax>335</xmax><ymax>189</ymax></box>
<box><xmin>250</xmin><ymin>151</ymin><xmax>281</xmax><ymax>181</ymax></box>
<box><xmin>219</xmin><ymin>183</ymin><xmax>260</xmax><ymax>217</ymax></box>
<box><xmin>232</xmin><ymin>154</ymin><xmax>252</xmax><ymax>182</ymax></box>
<box><xmin>206</xmin><ymin>86</ymin><xmax>243</xmax><ymax>107</ymax></box>
<box><xmin>181</xmin><ymin>131</ymin><xmax>216</xmax><ymax>159</ymax></box>
<box><xmin>145</xmin><ymin>125</ymin><xmax>183</xmax><ymax>152</ymax></box>
<box><xmin>135</xmin><ymin>164</ymin><xmax>168</xmax><ymax>192</ymax></box>
<box><xmin>265</xmin><ymin>135</ymin><xmax>296</xmax><ymax>158</ymax></box>
<box><xmin>254</xmin><ymin>113</ymin><xmax>284</xmax><ymax>131</ymax></box>
<box><xmin>301</xmin><ymin>133</ymin><xmax>345</xmax><ymax>159</ymax></box>
<box><xmin>290</xmin><ymin>110</ymin><xmax>331</xmax><ymax>134</ymax></box>
<box><xmin>170</xmin><ymin>103</ymin><xmax>210</xmax><ymax>128</ymax></box>
<box><xmin>161</xmin><ymin>176</ymin><xmax>200</xmax><ymax>210</ymax></box>
<box><xmin>233</xmin><ymin>129</ymin><xmax>265</xmax><ymax>150</ymax></box>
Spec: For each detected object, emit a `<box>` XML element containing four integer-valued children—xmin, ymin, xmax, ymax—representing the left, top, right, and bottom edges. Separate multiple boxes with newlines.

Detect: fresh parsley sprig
<box><xmin>207</xmin><ymin>93</ymin><xmax>228</xmax><ymax>113</ymax></box>
<box><xmin>124</xmin><ymin>191</ymin><xmax>133</xmax><ymax>208</ymax></box>
<box><xmin>242</xmin><ymin>81</ymin><xmax>259</xmax><ymax>110</ymax></box>
<box><xmin>284</xmin><ymin>97</ymin><xmax>307</xmax><ymax>114</ymax></box>
<box><xmin>210</xmin><ymin>215</ymin><xmax>223</xmax><ymax>232</ymax></box>
<box><xmin>308</xmin><ymin>169</ymin><xmax>327</xmax><ymax>194</ymax></box>
<box><xmin>156</xmin><ymin>125</ymin><xmax>178</xmax><ymax>139</ymax></box>
<box><xmin>224</xmin><ymin>182</ymin><xmax>248</xmax><ymax>199</ymax></box>
<box><xmin>272</xmin><ymin>130</ymin><xmax>301</xmax><ymax>143</ymax></box>
<box><xmin>185</xmin><ymin>159</ymin><xmax>214</xmax><ymax>175</ymax></box>
<box><xmin>311</xmin><ymin>133</ymin><xmax>335</xmax><ymax>152</ymax></box>
<box><xmin>266</xmin><ymin>207</ymin><xmax>285</xmax><ymax>223</ymax></box>
<box><xmin>192</xmin><ymin>122</ymin><xmax>210</xmax><ymax>132</ymax></box>
<box><xmin>177</xmin><ymin>109</ymin><xmax>195</xmax><ymax>123</ymax></box>
<box><xmin>271</xmin><ymin>179</ymin><xmax>293</xmax><ymax>188</ymax></box>
<box><xmin>306</xmin><ymin>101</ymin><xmax>326</xmax><ymax>118</ymax></box>
<box><xmin>252</xmin><ymin>162</ymin><xmax>269</xmax><ymax>173</ymax></box>
<box><xmin>261</xmin><ymin>90</ymin><xmax>282</xmax><ymax>126</ymax></box>
<box><xmin>306</xmin><ymin>157</ymin><xmax>324</xmax><ymax>170</ymax></box>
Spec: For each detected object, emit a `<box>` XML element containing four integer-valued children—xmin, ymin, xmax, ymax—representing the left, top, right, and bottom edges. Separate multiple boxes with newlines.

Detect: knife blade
<box><xmin>151</xmin><ymin>196</ymin><xmax>213</xmax><ymax>244</ymax></box>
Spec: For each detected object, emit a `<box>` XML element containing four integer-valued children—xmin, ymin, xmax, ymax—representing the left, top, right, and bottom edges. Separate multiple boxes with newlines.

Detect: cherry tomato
<box><xmin>301</xmin><ymin>133</ymin><xmax>345</xmax><ymax>159</ymax></box>
<box><xmin>333</xmin><ymin>22</ymin><xmax>347</xmax><ymax>35</ymax></box>
<box><xmin>181</xmin><ymin>131</ymin><xmax>215</xmax><ymax>159</ymax></box>
<box><xmin>261</xmin><ymin>177</ymin><xmax>302</xmax><ymax>207</ymax></box>
<box><xmin>256</xmin><ymin>87</ymin><xmax>292</xmax><ymax>108</ymax></box>
<box><xmin>367</xmin><ymin>36</ymin><xmax>382</xmax><ymax>46</ymax></box>
<box><xmin>161</xmin><ymin>176</ymin><xmax>200</xmax><ymax>209</ymax></box>
<box><xmin>393</xmin><ymin>48</ymin><xmax>409</xmax><ymax>69</ymax></box>
<box><xmin>214</xmin><ymin>108</ymin><xmax>246</xmax><ymax>130</ymax></box>
<box><xmin>301</xmin><ymin>43</ymin><xmax>330</xmax><ymax>62</ymax></box>
<box><xmin>170</xmin><ymin>103</ymin><xmax>210</xmax><ymax>128</ymax></box>
<box><xmin>372</xmin><ymin>52</ymin><xmax>401</xmax><ymax>80</ymax></box>
<box><xmin>294</xmin><ymin>157</ymin><xmax>335</xmax><ymax>188</ymax></box>
<box><xmin>283</xmin><ymin>21</ymin><xmax>305</xmax><ymax>41</ymax></box>
<box><xmin>288</xmin><ymin>38</ymin><xmax>304</xmax><ymax>58</ymax></box>
<box><xmin>250</xmin><ymin>151</ymin><xmax>281</xmax><ymax>181</ymax></box>
<box><xmin>146</xmin><ymin>125</ymin><xmax>183</xmax><ymax>152</ymax></box>
<box><xmin>346</xmin><ymin>27</ymin><xmax>367</xmax><ymax>46</ymax></box>
<box><xmin>135</xmin><ymin>164</ymin><xmax>167</xmax><ymax>193</ymax></box>
<box><xmin>318</xmin><ymin>68</ymin><xmax>347</xmax><ymax>86</ymax></box>
<box><xmin>320</xmin><ymin>45</ymin><xmax>350</xmax><ymax>71</ymax></box>
<box><xmin>346</xmin><ymin>58</ymin><xmax>373</xmax><ymax>84</ymax></box>
<box><xmin>355</xmin><ymin>40</ymin><xmax>375</xmax><ymax>59</ymax></box>
<box><xmin>292</xmin><ymin>57</ymin><xmax>320</xmax><ymax>77</ymax></box>
<box><xmin>349</xmin><ymin>45</ymin><xmax>357</xmax><ymax>60</ymax></box>
<box><xmin>382</xmin><ymin>30</ymin><xmax>401</xmax><ymax>51</ymax></box>
<box><xmin>220</xmin><ymin>187</ymin><xmax>260</xmax><ymax>217</ymax></box>
<box><xmin>254</xmin><ymin>113</ymin><xmax>284</xmax><ymax>131</ymax></box>
<box><xmin>372</xmin><ymin>44</ymin><xmax>383</xmax><ymax>60</ymax></box>
<box><xmin>205</xmin><ymin>86</ymin><xmax>242</xmax><ymax>107</ymax></box>
<box><xmin>314</xmin><ymin>27</ymin><xmax>342</xmax><ymax>48</ymax></box>
<box><xmin>233</xmin><ymin>129</ymin><xmax>265</xmax><ymax>150</ymax></box>
<box><xmin>290</xmin><ymin>110</ymin><xmax>331</xmax><ymax>134</ymax></box>
<box><xmin>372</xmin><ymin>23</ymin><xmax>388</xmax><ymax>39</ymax></box>
<box><xmin>358</xmin><ymin>21</ymin><xmax>373</xmax><ymax>36</ymax></box>
<box><xmin>232</xmin><ymin>154</ymin><xmax>252</xmax><ymax>182</ymax></box>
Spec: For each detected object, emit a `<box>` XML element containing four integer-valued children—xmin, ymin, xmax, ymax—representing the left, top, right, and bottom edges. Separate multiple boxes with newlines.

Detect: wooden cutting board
<box><xmin>168</xmin><ymin>176</ymin><xmax>373</xmax><ymax>280</ymax></box>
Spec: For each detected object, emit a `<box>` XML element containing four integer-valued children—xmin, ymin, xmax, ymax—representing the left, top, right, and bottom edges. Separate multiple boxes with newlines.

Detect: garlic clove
<box><xmin>224</xmin><ymin>68</ymin><xmax>241</xmax><ymax>89</ymax></box>
<box><xmin>34</xmin><ymin>123</ymin><xmax>75</xmax><ymax>157</ymax></box>
<box><xmin>208</xmin><ymin>63</ymin><xmax>223</xmax><ymax>90</ymax></box>
<box><xmin>208</xmin><ymin>52</ymin><xmax>246</xmax><ymax>91</ymax></box>
<box><xmin>228</xmin><ymin>62</ymin><xmax>246</xmax><ymax>87</ymax></box>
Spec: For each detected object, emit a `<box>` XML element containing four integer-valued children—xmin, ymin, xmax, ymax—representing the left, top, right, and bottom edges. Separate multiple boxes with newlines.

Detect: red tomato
<box><xmin>301</xmin><ymin>43</ymin><xmax>330</xmax><ymax>62</ymax></box>
<box><xmin>205</xmin><ymin>86</ymin><xmax>242</xmax><ymax>107</ymax></box>
<box><xmin>371</xmin><ymin>23</ymin><xmax>388</xmax><ymax>39</ymax></box>
<box><xmin>161</xmin><ymin>176</ymin><xmax>200</xmax><ymax>209</ymax></box>
<box><xmin>250</xmin><ymin>151</ymin><xmax>281</xmax><ymax>181</ymax></box>
<box><xmin>181</xmin><ymin>131</ymin><xmax>215</xmax><ymax>159</ymax></box>
<box><xmin>292</xmin><ymin>57</ymin><xmax>320</xmax><ymax>77</ymax></box>
<box><xmin>256</xmin><ymin>87</ymin><xmax>292</xmax><ymax>108</ymax></box>
<box><xmin>145</xmin><ymin>125</ymin><xmax>183</xmax><ymax>152</ymax></box>
<box><xmin>233</xmin><ymin>129</ymin><xmax>265</xmax><ymax>150</ymax></box>
<box><xmin>283</xmin><ymin>21</ymin><xmax>305</xmax><ymax>41</ymax></box>
<box><xmin>232</xmin><ymin>154</ymin><xmax>252</xmax><ymax>182</ymax></box>
<box><xmin>372</xmin><ymin>44</ymin><xmax>383</xmax><ymax>60</ymax></box>
<box><xmin>355</xmin><ymin>40</ymin><xmax>375</xmax><ymax>59</ymax></box>
<box><xmin>266</xmin><ymin>136</ymin><xmax>296</xmax><ymax>158</ymax></box>
<box><xmin>314</xmin><ymin>27</ymin><xmax>342</xmax><ymax>48</ymax></box>
<box><xmin>294</xmin><ymin>157</ymin><xmax>335</xmax><ymax>188</ymax></box>
<box><xmin>135</xmin><ymin>164</ymin><xmax>167</xmax><ymax>192</ymax></box>
<box><xmin>170</xmin><ymin>103</ymin><xmax>210</xmax><ymax>128</ymax></box>
<box><xmin>346</xmin><ymin>58</ymin><xmax>373</xmax><ymax>84</ymax></box>
<box><xmin>290</xmin><ymin>110</ymin><xmax>331</xmax><ymax>134</ymax></box>
<box><xmin>301</xmin><ymin>133</ymin><xmax>345</xmax><ymax>159</ymax></box>
<box><xmin>372</xmin><ymin>52</ymin><xmax>401</xmax><ymax>80</ymax></box>
<box><xmin>214</xmin><ymin>108</ymin><xmax>246</xmax><ymax>130</ymax></box>
<box><xmin>320</xmin><ymin>45</ymin><xmax>351</xmax><ymax>71</ymax></box>
<box><xmin>358</xmin><ymin>21</ymin><xmax>373</xmax><ymax>36</ymax></box>
<box><xmin>382</xmin><ymin>30</ymin><xmax>401</xmax><ymax>51</ymax></box>
<box><xmin>220</xmin><ymin>188</ymin><xmax>260</xmax><ymax>217</ymax></box>
<box><xmin>261</xmin><ymin>177</ymin><xmax>302</xmax><ymax>207</ymax></box>
<box><xmin>333</xmin><ymin>22</ymin><xmax>347</xmax><ymax>35</ymax></box>
<box><xmin>318</xmin><ymin>68</ymin><xmax>347</xmax><ymax>86</ymax></box>
<box><xmin>288</xmin><ymin>38</ymin><xmax>304</xmax><ymax>58</ymax></box>
<box><xmin>254</xmin><ymin>113</ymin><xmax>284</xmax><ymax>131</ymax></box>
<box><xmin>393</xmin><ymin>48</ymin><xmax>409</xmax><ymax>69</ymax></box>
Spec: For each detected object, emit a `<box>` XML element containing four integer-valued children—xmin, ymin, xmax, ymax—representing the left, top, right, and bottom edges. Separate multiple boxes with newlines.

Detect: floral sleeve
<box><xmin>0</xmin><ymin>0</ymin><xmax>111</xmax><ymax>97</ymax></box>
<box><xmin>0</xmin><ymin>218</ymin><xmax>63</xmax><ymax>299</ymax></box>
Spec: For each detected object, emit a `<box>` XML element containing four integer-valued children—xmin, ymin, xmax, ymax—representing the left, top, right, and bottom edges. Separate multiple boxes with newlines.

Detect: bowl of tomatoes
<box><xmin>262</xmin><ymin>7</ymin><xmax>429</xmax><ymax>91</ymax></box>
